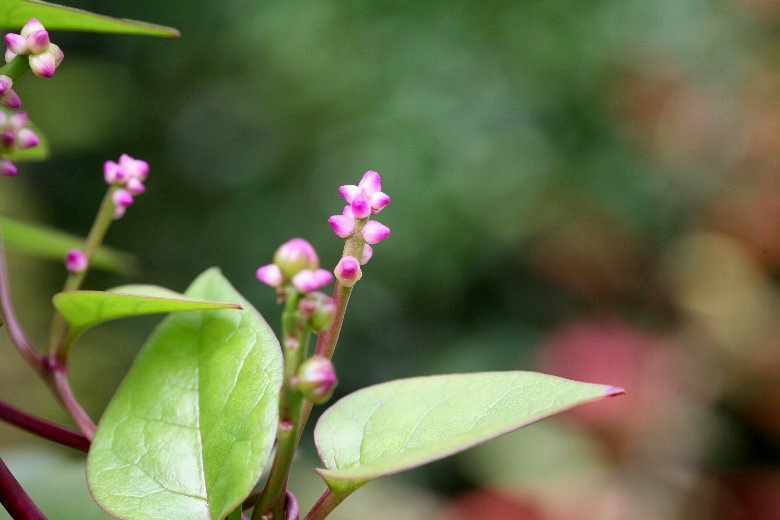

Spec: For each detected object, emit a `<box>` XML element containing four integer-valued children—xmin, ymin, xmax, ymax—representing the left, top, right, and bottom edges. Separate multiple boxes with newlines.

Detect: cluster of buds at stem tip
<box><xmin>328</xmin><ymin>170</ymin><xmax>391</xmax><ymax>267</ymax></box>
<box><xmin>0</xmin><ymin>110</ymin><xmax>40</xmax><ymax>177</ymax></box>
<box><xmin>104</xmin><ymin>154</ymin><xmax>149</xmax><ymax>220</ymax></box>
<box><xmin>64</xmin><ymin>249</ymin><xmax>87</xmax><ymax>274</ymax></box>
<box><xmin>294</xmin><ymin>355</ymin><xmax>337</xmax><ymax>404</ymax></box>
<box><xmin>256</xmin><ymin>238</ymin><xmax>333</xmax><ymax>296</ymax></box>
<box><xmin>5</xmin><ymin>19</ymin><xmax>64</xmax><ymax>78</ymax></box>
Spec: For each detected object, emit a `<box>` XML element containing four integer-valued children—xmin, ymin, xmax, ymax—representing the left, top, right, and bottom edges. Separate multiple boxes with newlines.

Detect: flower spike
<box><xmin>5</xmin><ymin>19</ymin><xmax>64</xmax><ymax>78</ymax></box>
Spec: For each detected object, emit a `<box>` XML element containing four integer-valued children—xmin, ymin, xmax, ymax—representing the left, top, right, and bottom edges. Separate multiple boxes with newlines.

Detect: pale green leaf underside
<box><xmin>0</xmin><ymin>0</ymin><xmax>179</xmax><ymax>37</ymax></box>
<box><xmin>315</xmin><ymin>372</ymin><xmax>620</xmax><ymax>488</ymax></box>
<box><xmin>0</xmin><ymin>216</ymin><xmax>136</xmax><ymax>273</ymax></box>
<box><xmin>87</xmin><ymin>268</ymin><xmax>283</xmax><ymax>520</ymax></box>
<box><xmin>53</xmin><ymin>284</ymin><xmax>242</xmax><ymax>341</ymax></box>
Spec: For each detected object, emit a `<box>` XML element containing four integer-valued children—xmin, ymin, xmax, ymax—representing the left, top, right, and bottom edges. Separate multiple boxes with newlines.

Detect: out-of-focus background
<box><xmin>2</xmin><ymin>0</ymin><xmax>780</xmax><ymax>518</ymax></box>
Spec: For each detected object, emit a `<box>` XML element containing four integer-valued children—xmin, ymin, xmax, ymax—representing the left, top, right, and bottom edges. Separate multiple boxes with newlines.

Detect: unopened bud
<box><xmin>64</xmin><ymin>249</ymin><xmax>87</xmax><ymax>274</ymax></box>
<box><xmin>274</xmin><ymin>238</ymin><xmax>319</xmax><ymax>277</ymax></box>
<box><xmin>298</xmin><ymin>292</ymin><xmax>336</xmax><ymax>332</ymax></box>
<box><xmin>291</xmin><ymin>268</ymin><xmax>332</xmax><ymax>293</ymax></box>
<box><xmin>296</xmin><ymin>355</ymin><xmax>337</xmax><ymax>404</ymax></box>
<box><xmin>334</xmin><ymin>256</ymin><xmax>362</xmax><ymax>287</ymax></box>
<box><xmin>256</xmin><ymin>263</ymin><xmax>283</xmax><ymax>288</ymax></box>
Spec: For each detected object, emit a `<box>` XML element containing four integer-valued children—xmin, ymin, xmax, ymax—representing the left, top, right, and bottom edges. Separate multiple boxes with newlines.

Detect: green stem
<box><xmin>49</xmin><ymin>185</ymin><xmax>118</xmax><ymax>362</ymax></box>
<box><xmin>304</xmin><ymin>489</ymin><xmax>349</xmax><ymax>520</ymax></box>
<box><xmin>0</xmin><ymin>55</ymin><xmax>31</xmax><ymax>82</ymax></box>
<box><xmin>253</xmin><ymin>290</ymin><xmax>310</xmax><ymax>519</ymax></box>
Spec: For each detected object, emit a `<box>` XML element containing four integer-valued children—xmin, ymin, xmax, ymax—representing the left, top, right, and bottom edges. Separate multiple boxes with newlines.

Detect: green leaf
<box><xmin>53</xmin><ymin>284</ymin><xmax>242</xmax><ymax>343</ymax></box>
<box><xmin>2</xmin><ymin>120</ymin><xmax>49</xmax><ymax>162</ymax></box>
<box><xmin>315</xmin><ymin>372</ymin><xmax>622</xmax><ymax>491</ymax></box>
<box><xmin>0</xmin><ymin>215</ymin><xmax>136</xmax><ymax>273</ymax></box>
<box><xmin>0</xmin><ymin>0</ymin><xmax>180</xmax><ymax>38</ymax></box>
<box><xmin>87</xmin><ymin>269</ymin><xmax>283</xmax><ymax>520</ymax></box>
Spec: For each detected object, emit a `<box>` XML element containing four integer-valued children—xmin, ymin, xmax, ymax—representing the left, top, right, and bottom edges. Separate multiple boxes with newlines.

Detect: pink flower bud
<box><xmin>126</xmin><ymin>178</ymin><xmax>146</xmax><ymax>195</ymax></box>
<box><xmin>369</xmin><ymin>191</ymin><xmax>390</xmax><ymax>213</ymax></box>
<box><xmin>361</xmin><ymin>220</ymin><xmax>391</xmax><ymax>245</ymax></box>
<box><xmin>16</xmin><ymin>128</ymin><xmax>38</xmax><ymax>149</ymax></box>
<box><xmin>350</xmin><ymin>196</ymin><xmax>372</xmax><ymax>219</ymax></box>
<box><xmin>64</xmin><ymin>249</ymin><xmax>88</xmax><ymax>274</ymax></box>
<box><xmin>291</xmin><ymin>268</ymin><xmax>333</xmax><ymax>293</ymax></box>
<box><xmin>339</xmin><ymin>184</ymin><xmax>361</xmax><ymax>204</ymax></box>
<box><xmin>296</xmin><ymin>355</ymin><xmax>338</xmax><ymax>404</ymax></box>
<box><xmin>103</xmin><ymin>160</ymin><xmax>124</xmax><ymax>184</ymax></box>
<box><xmin>274</xmin><ymin>238</ymin><xmax>320</xmax><ymax>277</ymax></box>
<box><xmin>4</xmin><ymin>34</ymin><xmax>26</xmax><ymax>56</ymax></box>
<box><xmin>256</xmin><ymin>263</ymin><xmax>284</xmax><ymax>288</ymax></box>
<box><xmin>328</xmin><ymin>214</ymin><xmax>355</xmax><ymax>239</ymax></box>
<box><xmin>334</xmin><ymin>256</ymin><xmax>362</xmax><ymax>287</ymax></box>
<box><xmin>112</xmin><ymin>205</ymin><xmax>126</xmax><ymax>220</ymax></box>
<box><xmin>112</xmin><ymin>188</ymin><xmax>134</xmax><ymax>208</ymax></box>
<box><xmin>0</xmin><ymin>160</ymin><xmax>17</xmax><ymax>177</ymax></box>
<box><xmin>358</xmin><ymin>170</ymin><xmax>382</xmax><ymax>194</ymax></box>
<box><xmin>4</xmin><ymin>49</ymin><xmax>16</xmax><ymax>64</ymax></box>
<box><xmin>0</xmin><ymin>89</ymin><xmax>20</xmax><ymax>109</ymax></box>
<box><xmin>8</xmin><ymin>112</ymin><xmax>27</xmax><ymax>128</ymax></box>
<box><xmin>20</xmin><ymin>19</ymin><xmax>45</xmax><ymax>39</ymax></box>
<box><xmin>29</xmin><ymin>51</ymin><xmax>56</xmax><ymax>78</ymax></box>
<box><xmin>27</xmin><ymin>30</ymin><xmax>50</xmax><ymax>54</ymax></box>
<box><xmin>0</xmin><ymin>75</ymin><xmax>12</xmax><ymax>94</ymax></box>
<box><xmin>120</xmin><ymin>153</ymin><xmax>149</xmax><ymax>181</ymax></box>
<box><xmin>0</xmin><ymin>130</ymin><xmax>15</xmax><ymax>149</ymax></box>
<box><xmin>360</xmin><ymin>244</ymin><xmax>373</xmax><ymax>265</ymax></box>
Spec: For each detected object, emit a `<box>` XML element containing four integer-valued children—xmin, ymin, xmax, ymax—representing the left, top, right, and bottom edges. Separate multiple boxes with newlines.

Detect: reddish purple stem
<box><xmin>0</xmin><ymin>400</ymin><xmax>89</xmax><ymax>452</ymax></box>
<box><xmin>0</xmin><ymin>456</ymin><xmax>46</xmax><ymax>519</ymax></box>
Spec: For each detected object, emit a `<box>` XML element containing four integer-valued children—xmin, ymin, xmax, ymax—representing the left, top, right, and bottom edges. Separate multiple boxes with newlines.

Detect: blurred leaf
<box><xmin>0</xmin><ymin>215</ymin><xmax>136</xmax><ymax>273</ymax></box>
<box><xmin>53</xmin><ymin>284</ymin><xmax>242</xmax><ymax>342</ymax></box>
<box><xmin>315</xmin><ymin>372</ymin><xmax>622</xmax><ymax>492</ymax></box>
<box><xmin>0</xmin><ymin>0</ymin><xmax>180</xmax><ymax>38</ymax></box>
<box><xmin>2</xmin><ymin>120</ymin><xmax>49</xmax><ymax>162</ymax></box>
<box><xmin>87</xmin><ymin>268</ymin><xmax>283</xmax><ymax>520</ymax></box>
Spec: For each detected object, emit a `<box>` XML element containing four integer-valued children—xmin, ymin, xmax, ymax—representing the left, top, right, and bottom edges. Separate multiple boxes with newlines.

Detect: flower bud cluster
<box><xmin>103</xmin><ymin>154</ymin><xmax>149</xmax><ymax>220</ymax></box>
<box><xmin>295</xmin><ymin>355</ymin><xmax>337</xmax><ymax>404</ymax></box>
<box><xmin>5</xmin><ymin>19</ymin><xmax>64</xmax><ymax>78</ymax></box>
<box><xmin>328</xmin><ymin>171</ymin><xmax>391</xmax><ymax>251</ymax></box>
<box><xmin>0</xmin><ymin>110</ymin><xmax>40</xmax><ymax>177</ymax></box>
<box><xmin>256</xmin><ymin>238</ymin><xmax>333</xmax><ymax>294</ymax></box>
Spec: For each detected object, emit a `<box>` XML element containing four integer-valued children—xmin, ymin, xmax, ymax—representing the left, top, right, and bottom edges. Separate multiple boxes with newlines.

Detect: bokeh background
<box><xmin>2</xmin><ymin>0</ymin><xmax>780</xmax><ymax>518</ymax></box>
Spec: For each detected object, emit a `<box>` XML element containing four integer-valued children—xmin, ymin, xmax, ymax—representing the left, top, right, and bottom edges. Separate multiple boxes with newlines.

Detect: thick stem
<box><xmin>253</xmin><ymin>292</ymin><xmax>310</xmax><ymax>519</ymax></box>
<box><xmin>50</xmin><ymin>367</ymin><xmax>95</xmax><ymax>440</ymax></box>
<box><xmin>0</xmin><ymin>241</ymin><xmax>44</xmax><ymax>375</ymax></box>
<box><xmin>304</xmin><ymin>489</ymin><xmax>348</xmax><ymax>520</ymax></box>
<box><xmin>0</xmin><ymin>55</ymin><xmax>31</xmax><ymax>82</ymax></box>
<box><xmin>49</xmin><ymin>185</ymin><xmax>118</xmax><ymax>362</ymax></box>
<box><xmin>0</xmin><ymin>456</ymin><xmax>46</xmax><ymax>520</ymax></box>
<box><xmin>0</xmin><ymin>400</ymin><xmax>89</xmax><ymax>452</ymax></box>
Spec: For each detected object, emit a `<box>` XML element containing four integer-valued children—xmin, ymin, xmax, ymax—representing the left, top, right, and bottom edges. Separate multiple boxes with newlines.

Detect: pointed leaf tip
<box><xmin>604</xmin><ymin>386</ymin><xmax>626</xmax><ymax>397</ymax></box>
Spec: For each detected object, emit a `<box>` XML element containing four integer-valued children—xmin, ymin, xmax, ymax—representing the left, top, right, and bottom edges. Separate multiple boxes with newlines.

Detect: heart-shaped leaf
<box><xmin>53</xmin><ymin>284</ymin><xmax>242</xmax><ymax>343</ymax></box>
<box><xmin>315</xmin><ymin>372</ymin><xmax>622</xmax><ymax>492</ymax></box>
<box><xmin>87</xmin><ymin>268</ymin><xmax>283</xmax><ymax>520</ymax></box>
<box><xmin>0</xmin><ymin>0</ymin><xmax>179</xmax><ymax>38</ymax></box>
<box><xmin>0</xmin><ymin>216</ymin><xmax>136</xmax><ymax>273</ymax></box>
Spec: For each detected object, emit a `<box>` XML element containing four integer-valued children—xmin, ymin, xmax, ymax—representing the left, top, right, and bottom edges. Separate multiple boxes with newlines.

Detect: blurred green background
<box><xmin>3</xmin><ymin>0</ymin><xmax>780</xmax><ymax>518</ymax></box>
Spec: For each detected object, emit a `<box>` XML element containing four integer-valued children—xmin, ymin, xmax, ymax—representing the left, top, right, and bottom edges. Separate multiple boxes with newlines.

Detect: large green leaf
<box><xmin>0</xmin><ymin>216</ymin><xmax>136</xmax><ymax>273</ymax></box>
<box><xmin>53</xmin><ymin>284</ymin><xmax>242</xmax><ymax>342</ymax></box>
<box><xmin>0</xmin><ymin>0</ymin><xmax>179</xmax><ymax>38</ymax></box>
<box><xmin>87</xmin><ymin>269</ymin><xmax>283</xmax><ymax>520</ymax></box>
<box><xmin>315</xmin><ymin>372</ymin><xmax>622</xmax><ymax>491</ymax></box>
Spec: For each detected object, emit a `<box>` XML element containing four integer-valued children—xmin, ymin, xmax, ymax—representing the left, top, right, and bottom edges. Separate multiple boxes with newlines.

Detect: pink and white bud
<box><xmin>369</xmin><ymin>191</ymin><xmax>390</xmax><ymax>213</ymax></box>
<box><xmin>26</xmin><ymin>30</ymin><xmax>50</xmax><ymax>54</ymax></box>
<box><xmin>103</xmin><ymin>160</ymin><xmax>125</xmax><ymax>184</ymax></box>
<box><xmin>4</xmin><ymin>34</ymin><xmax>26</xmax><ymax>56</ymax></box>
<box><xmin>112</xmin><ymin>205</ymin><xmax>126</xmax><ymax>220</ymax></box>
<box><xmin>20</xmin><ymin>19</ymin><xmax>46</xmax><ymax>39</ymax></box>
<box><xmin>16</xmin><ymin>128</ymin><xmax>38</xmax><ymax>149</ymax></box>
<box><xmin>0</xmin><ymin>130</ymin><xmax>15</xmax><ymax>149</ymax></box>
<box><xmin>350</xmin><ymin>196</ymin><xmax>372</xmax><ymax>219</ymax></box>
<box><xmin>360</xmin><ymin>244</ymin><xmax>373</xmax><ymax>265</ymax></box>
<box><xmin>358</xmin><ymin>170</ymin><xmax>382</xmax><ymax>194</ymax></box>
<box><xmin>119</xmin><ymin>153</ymin><xmax>149</xmax><ymax>181</ymax></box>
<box><xmin>112</xmin><ymin>188</ymin><xmax>134</xmax><ymax>208</ymax></box>
<box><xmin>8</xmin><ymin>112</ymin><xmax>27</xmax><ymax>128</ymax></box>
<box><xmin>0</xmin><ymin>75</ymin><xmax>12</xmax><ymax>94</ymax></box>
<box><xmin>361</xmin><ymin>220</ymin><xmax>391</xmax><ymax>245</ymax></box>
<box><xmin>29</xmin><ymin>51</ymin><xmax>56</xmax><ymax>78</ymax></box>
<box><xmin>298</xmin><ymin>291</ymin><xmax>336</xmax><ymax>332</ymax></box>
<box><xmin>64</xmin><ymin>249</ymin><xmax>88</xmax><ymax>274</ymax></box>
<box><xmin>274</xmin><ymin>238</ymin><xmax>320</xmax><ymax>277</ymax></box>
<box><xmin>0</xmin><ymin>160</ymin><xmax>17</xmax><ymax>177</ymax></box>
<box><xmin>126</xmin><ymin>178</ymin><xmax>146</xmax><ymax>195</ymax></box>
<box><xmin>0</xmin><ymin>89</ymin><xmax>21</xmax><ymax>109</ymax></box>
<box><xmin>4</xmin><ymin>49</ymin><xmax>16</xmax><ymax>64</ymax></box>
<box><xmin>328</xmin><ymin>214</ymin><xmax>355</xmax><ymax>239</ymax></box>
<box><xmin>339</xmin><ymin>184</ymin><xmax>361</xmax><ymax>204</ymax></box>
<box><xmin>334</xmin><ymin>256</ymin><xmax>362</xmax><ymax>287</ymax></box>
<box><xmin>256</xmin><ymin>263</ymin><xmax>284</xmax><ymax>288</ymax></box>
<box><xmin>296</xmin><ymin>355</ymin><xmax>338</xmax><ymax>404</ymax></box>
<box><xmin>291</xmin><ymin>268</ymin><xmax>333</xmax><ymax>293</ymax></box>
